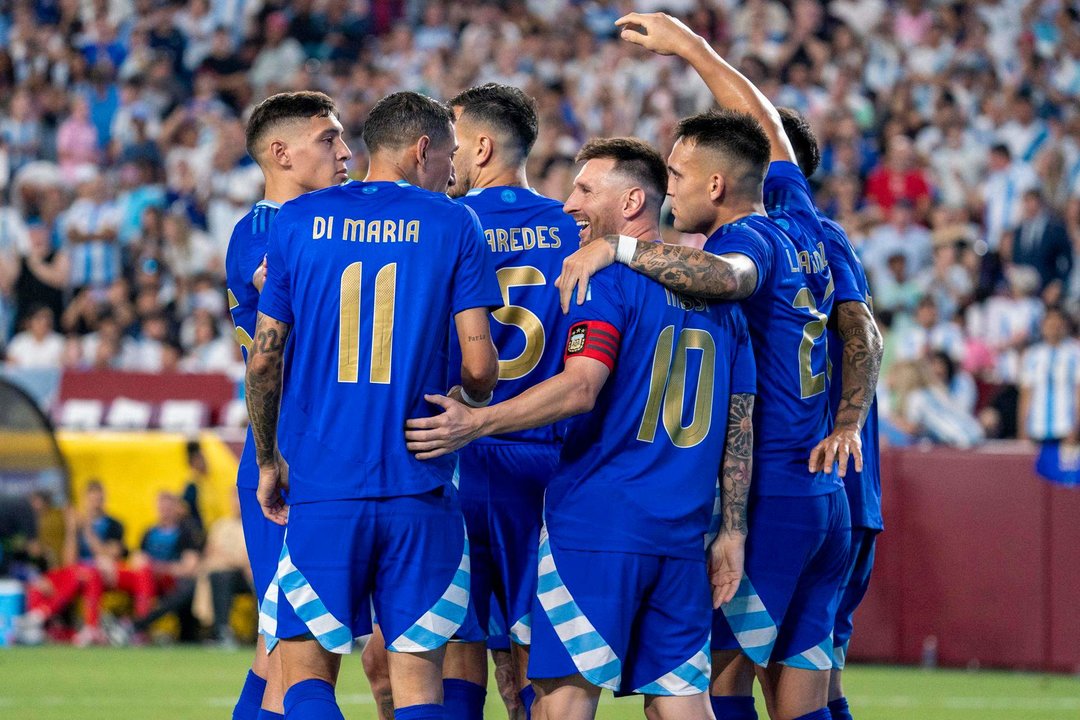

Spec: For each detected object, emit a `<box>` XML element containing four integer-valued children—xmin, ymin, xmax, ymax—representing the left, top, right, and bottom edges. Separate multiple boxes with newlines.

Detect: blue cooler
<box><xmin>0</xmin><ymin>579</ymin><xmax>25</xmax><ymax>647</ymax></box>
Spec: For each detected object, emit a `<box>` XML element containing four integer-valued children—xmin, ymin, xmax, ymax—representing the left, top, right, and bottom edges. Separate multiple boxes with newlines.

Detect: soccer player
<box><xmin>405</xmin><ymin>137</ymin><xmax>756</xmax><ymax>720</ymax></box>
<box><xmin>443</xmin><ymin>82</ymin><xmax>580</xmax><ymax>720</ymax></box>
<box><xmin>777</xmin><ymin>108</ymin><xmax>883</xmax><ymax>720</ymax></box>
<box><xmin>556</xmin><ymin>15</ymin><xmax>856</xmax><ymax>720</ymax></box>
<box><xmin>246</xmin><ymin>91</ymin><xmax>501</xmax><ymax>720</ymax></box>
<box><xmin>225</xmin><ymin>90</ymin><xmax>352</xmax><ymax>720</ymax></box>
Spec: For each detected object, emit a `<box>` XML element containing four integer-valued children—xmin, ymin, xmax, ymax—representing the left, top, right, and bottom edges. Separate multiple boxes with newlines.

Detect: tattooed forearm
<box><xmin>466</xmin><ymin>334</ymin><xmax>488</xmax><ymax>342</ymax></box>
<box><xmin>721</xmin><ymin>393</ymin><xmax>754</xmax><ymax>535</ymax></box>
<box><xmin>245</xmin><ymin>312</ymin><xmax>291</xmax><ymax>466</ymax></box>
<box><xmin>834</xmin><ymin>301</ymin><xmax>882</xmax><ymax>431</ymax></box>
<box><xmin>608</xmin><ymin>235</ymin><xmax>758</xmax><ymax>300</ymax></box>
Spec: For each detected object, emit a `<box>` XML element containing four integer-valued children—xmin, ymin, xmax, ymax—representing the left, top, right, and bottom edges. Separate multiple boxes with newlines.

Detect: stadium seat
<box><xmin>158</xmin><ymin>400</ymin><xmax>209</xmax><ymax>432</ymax></box>
<box><xmin>57</xmin><ymin>399</ymin><xmax>105</xmax><ymax>430</ymax></box>
<box><xmin>104</xmin><ymin>398</ymin><xmax>153</xmax><ymax>430</ymax></box>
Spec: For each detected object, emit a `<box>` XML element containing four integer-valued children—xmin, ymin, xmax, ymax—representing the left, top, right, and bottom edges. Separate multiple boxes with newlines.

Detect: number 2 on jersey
<box><xmin>338</xmin><ymin>261</ymin><xmax>397</xmax><ymax>384</ymax></box>
<box><xmin>638</xmin><ymin>326</ymin><xmax>716</xmax><ymax>448</ymax></box>
<box><xmin>792</xmin><ymin>277</ymin><xmax>833</xmax><ymax>398</ymax></box>
<box><xmin>493</xmin><ymin>265</ymin><xmax>546</xmax><ymax>380</ymax></box>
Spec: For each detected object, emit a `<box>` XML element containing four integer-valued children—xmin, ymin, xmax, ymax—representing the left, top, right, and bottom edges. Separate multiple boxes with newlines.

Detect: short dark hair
<box><xmin>777</xmin><ymin>107</ymin><xmax>821</xmax><ymax>178</ymax></box>
<box><xmin>575</xmin><ymin>137</ymin><xmax>667</xmax><ymax>204</ymax></box>
<box><xmin>674</xmin><ymin>110</ymin><xmax>771</xmax><ymax>191</ymax></box>
<box><xmin>245</xmin><ymin>91</ymin><xmax>339</xmax><ymax>160</ymax></box>
<box><xmin>449</xmin><ymin>83</ymin><xmax>539</xmax><ymax>160</ymax></box>
<box><xmin>363</xmin><ymin>91</ymin><xmax>454</xmax><ymax>154</ymax></box>
<box><xmin>990</xmin><ymin>143</ymin><xmax>1011</xmax><ymax>159</ymax></box>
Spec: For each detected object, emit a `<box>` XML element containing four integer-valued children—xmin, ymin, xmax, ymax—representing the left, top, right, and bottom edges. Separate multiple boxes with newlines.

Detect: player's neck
<box><xmin>263</xmin><ymin>174</ymin><xmax>307</xmax><ymax>206</ymax></box>
<box><xmin>708</xmin><ymin>199</ymin><xmax>767</xmax><ymax>236</ymax></box>
<box><xmin>618</xmin><ymin>219</ymin><xmax>662</xmax><ymax>244</ymax></box>
<box><xmin>473</xmin><ymin>165</ymin><xmax>528</xmax><ymax>191</ymax></box>
<box><xmin>364</xmin><ymin>157</ymin><xmax>414</xmax><ymax>185</ymax></box>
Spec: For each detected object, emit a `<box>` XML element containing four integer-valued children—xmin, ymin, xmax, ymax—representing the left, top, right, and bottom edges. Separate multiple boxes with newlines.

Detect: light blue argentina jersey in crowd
<box><xmin>258</xmin><ymin>181</ymin><xmax>502</xmax><ymax>503</ymax></box>
<box><xmin>763</xmin><ymin>160</ymin><xmax>882</xmax><ymax>524</ymax></box>
<box><xmin>550</xmin><ymin>262</ymin><xmax>756</xmax><ymax>559</ymax></box>
<box><xmin>450</xmin><ymin>186</ymin><xmax>579</xmax><ymax>444</ymax></box>
<box><xmin>1021</xmin><ymin>340</ymin><xmax>1080</xmax><ymax>441</ymax></box>
<box><xmin>706</xmin><ymin>164</ymin><xmax>836</xmax><ymax>496</ymax></box>
<box><xmin>225</xmin><ymin>200</ymin><xmax>280</xmax><ymax>490</ymax></box>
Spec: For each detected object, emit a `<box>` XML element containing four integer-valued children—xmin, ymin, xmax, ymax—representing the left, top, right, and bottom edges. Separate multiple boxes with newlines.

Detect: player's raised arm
<box><xmin>246</xmin><ymin>311</ymin><xmax>291</xmax><ymax>525</ymax></box>
<box><xmin>615</xmin><ymin>11</ymin><xmax>795</xmax><ymax>164</ymax></box>
<box><xmin>405</xmin><ymin>356</ymin><xmax>610</xmax><ymax>459</ymax></box>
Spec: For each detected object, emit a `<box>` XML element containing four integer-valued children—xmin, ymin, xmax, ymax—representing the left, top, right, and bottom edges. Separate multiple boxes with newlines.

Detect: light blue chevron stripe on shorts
<box><xmin>510</xmin><ymin>613</ymin><xmax>531</xmax><ymax>645</ymax></box>
<box><xmin>633</xmin><ymin>637</ymin><xmax>711</xmax><ymax>696</ymax></box>
<box><xmin>782</xmin><ymin>634</ymin><xmax>834</xmax><ymax>671</ymax></box>
<box><xmin>274</xmin><ymin>534</ymin><xmax>355</xmax><ymax>654</ymax></box>
<box><xmin>833</xmin><ymin>639</ymin><xmax>849</xmax><ymax>670</ymax></box>
<box><xmin>387</xmin><ymin>521</ymin><xmax>471</xmax><ymax>652</ymax></box>
<box><xmin>258</xmin><ymin>544</ymin><xmax>283</xmax><ymax>653</ymax></box>
<box><xmin>720</xmin><ymin>576</ymin><xmax>777</xmax><ymax>666</ymax></box>
<box><xmin>536</xmin><ymin>527</ymin><xmax>622</xmax><ymax>690</ymax></box>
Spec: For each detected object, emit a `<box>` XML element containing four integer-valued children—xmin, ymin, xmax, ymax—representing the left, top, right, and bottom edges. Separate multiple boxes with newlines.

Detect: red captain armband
<box><xmin>564</xmin><ymin>321</ymin><xmax>621</xmax><ymax>371</ymax></box>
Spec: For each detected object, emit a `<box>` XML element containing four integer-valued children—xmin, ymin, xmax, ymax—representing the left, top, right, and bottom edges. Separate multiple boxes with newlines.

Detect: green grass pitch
<box><xmin>0</xmin><ymin>646</ymin><xmax>1077</xmax><ymax>719</ymax></box>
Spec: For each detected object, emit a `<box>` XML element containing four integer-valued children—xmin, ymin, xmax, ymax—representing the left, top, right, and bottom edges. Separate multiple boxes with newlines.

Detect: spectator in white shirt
<box><xmin>4</xmin><ymin>305</ymin><xmax>65</xmax><ymax>368</ymax></box>
<box><xmin>996</xmin><ymin>91</ymin><xmax>1051</xmax><ymax>165</ymax></box>
<box><xmin>886</xmin><ymin>359</ymin><xmax>985</xmax><ymax>448</ymax></box>
<box><xmin>1019</xmin><ymin>307</ymin><xmax>1080</xmax><ymax>443</ymax></box>
<box><xmin>930</xmin><ymin>350</ymin><xmax>978</xmax><ymax>416</ymax></box>
<box><xmin>863</xmin><ymin>199</ymin><xmax>933</xmax><ymax>282</ymax></box>
<box><xmin>970</xmin><ymin>265</ymin><xmax>1046</xmax><ymax>382</ymax></box>
<box><xmin>980</xmin><ymin>143</ymin><xmax>1039</xmax><ymax>252</ymax></box>
<box><xmin>895</xmin><ymin>296</ymin><xmax>966</xmax><ymax>362</ymax></box>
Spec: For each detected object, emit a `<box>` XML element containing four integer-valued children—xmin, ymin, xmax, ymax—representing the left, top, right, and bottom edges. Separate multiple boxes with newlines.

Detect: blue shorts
<box><xmin>458</xmin><ymin>441</ymin><xmax>556</xmax><ymax>647</ymax></box>
<box><xmin>266</xmin><ymin>488</ymin><xmax>482</xmax><ymax>654</ymax></box>
<box><xmin>486</xmin><ymin>595</ymin><xmax>511</xmax><ymax>652</ymax></box>
<box><xmin>238</xmin><ymin>486</ymin><xmax>286</xmax><ymax>640</ymax></box>
<box><xmin>713</xmin><ymin>489</ymin><xmax>850</xmax><ymax>670</ymax></box>
<box><xmin>832</xmin><ymin>528</ymin><xmax>878</xmax><ymax>669</ymax></box>
<box><xmin>528</xmin><ymin>529</ymin><xmax>711</xmax><ymax>696</ymax></box>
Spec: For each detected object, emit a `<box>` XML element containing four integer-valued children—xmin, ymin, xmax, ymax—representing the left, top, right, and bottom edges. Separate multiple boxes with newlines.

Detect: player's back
<box><xmin>705</xmin><ymin>209</ymin><xmax>836</xmax><ymax>497</ymax></box>
<box><xmin>224</xmin><ymin>200</ymin><xmax>280</xmax><ymax>489</ymax></box>
<box><xmin>258</xmin><ymin>180</ymin><xmax>499</xmax><ymax>503</ymax></box>
<box><xmin>456</xmin><ymin>186</ymin><xmax>579</xmax><ymax>444</ymax></box>
<box><xmin>551</xmin><ymin>263</ymin><xmax>755</xmax><ymax>559</ymax></box>
<box><xmin>821</xmin><ymin>213</ymin><xmax>883</xmax><ymax>531</ymax></box>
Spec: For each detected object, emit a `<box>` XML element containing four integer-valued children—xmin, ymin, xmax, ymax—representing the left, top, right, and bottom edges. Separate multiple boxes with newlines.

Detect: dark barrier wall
<box><xmin>849</xmin><ymin>443</ymin><xmax>1080</xmax><ymax>672</ymax></box>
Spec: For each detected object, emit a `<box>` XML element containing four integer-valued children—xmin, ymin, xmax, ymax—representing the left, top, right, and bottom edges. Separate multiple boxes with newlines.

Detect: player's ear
<box><xmin>268</xmin><ymin>139</ymin><xmax>289</xmax><ymax>169</ymax></box>
<box><xmin>708</xmin><ymin>173</ymin><xmax>725</xmax><ymax>202</ymax></box>
<box><xmin>415</xmin><ymin>135</ymin><xmax>431</xmax><ymax>168</ymax></box>
<box><xmin>477</xmin><ymin>135</ymin><xmax>493</xmax><ymax>167</ymax></box>
<box><xmin>622</xmin><ymin>187</ymin><xmax>646</xmax><ymax>219</ymax></box>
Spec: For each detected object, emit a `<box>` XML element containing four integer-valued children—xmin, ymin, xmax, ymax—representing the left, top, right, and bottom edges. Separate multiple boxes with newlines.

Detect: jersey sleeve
<box><xmin>1019</xmin><ymin>349</ymin><xmax>1037</xmax><ymax>388</ymax></box>
<box><xmin>763</xmin><ymin>161</ymin><xmax>819</xmax><ymax>220</ymax></box>
<box><xmin>730</xmin><ymin>306</ymin><xmax>757</xmax><ymax>396</ymax></box>
<box><xmin>257</xmin><ymin>212</ymin><xmax>293</xmax><ymax>324</ymax></box>
<box><xmin>451</xmin><ymin>205</ymin><xmax>503</xmax><ymax>314</ymax></box>
<box><xmin>822</xmin><ymin>220</ymin><xmax>866</xmax><ymax>306</ymax></box>
<box><xmin>563</xmin><ymin>267</ymin><xmax>627</xmax><ymax>372</ymax></box>
<box><xmin>717</xmin><ymin>228</ymin><xmax>772</xmax><ymax>298</ymax></box>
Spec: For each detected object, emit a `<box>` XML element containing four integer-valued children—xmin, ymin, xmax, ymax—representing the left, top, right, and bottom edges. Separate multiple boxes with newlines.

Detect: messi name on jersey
<box><xmin>311</xmin><ymin>215</ymin><xmax>422</xmax><ymax>244</ymax></box>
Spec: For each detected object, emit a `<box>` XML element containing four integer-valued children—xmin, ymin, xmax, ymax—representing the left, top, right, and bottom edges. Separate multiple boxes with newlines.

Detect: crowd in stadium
<box><xmin>0</xmin><ymin>0</ymin><xmax>1077</xmax><ymax>447</ymax></box>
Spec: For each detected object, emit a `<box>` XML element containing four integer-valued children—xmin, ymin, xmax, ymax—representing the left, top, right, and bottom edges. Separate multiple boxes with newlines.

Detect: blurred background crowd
<box><xmin>0</xmin><ymin>0</ymin><xmax>1078</xmax><ymax>448</ymax></box>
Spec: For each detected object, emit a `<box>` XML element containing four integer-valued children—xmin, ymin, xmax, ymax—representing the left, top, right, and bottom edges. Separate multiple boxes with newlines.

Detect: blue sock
<box><xmin>710</xmin><ymin>695</ymin><xmax>758</xmax><ymax>720</ymax></box>
<box><xmin>828</xmin><ymin>697</ymin><xmax>854</xmax><ymax>720</ymax></box>
<box><xmin>394</xmin><ymin>704</ymin><xmax>444</xmax><ymax>720</ymax></box>
<box><xmin>283</xmin><ymin>679</ymin><xmax>343</xmax><ymax>720</ymax></box>
<box><xmin>442</xmin><ymin>679</ymin><xmax>485</xmax><ymax>720</ymax></box>
<box><xmin>256</xmin><ymin>712</ymin><xmax>284</xmax><ymax>720</ymax></box>
<box><xmin>233</xmin><ymin>670</ymin><xmax>267</xmax><ymax>720</ymax></box>
<box><xmin>519</xmin><ymin>684</ymin><xmax>535</xmax><ymax>720</ymax></box>
<box><xmin>793</xmin><ymin>709</ymin><xmax>832</xmax><ymax>720</ymax></box>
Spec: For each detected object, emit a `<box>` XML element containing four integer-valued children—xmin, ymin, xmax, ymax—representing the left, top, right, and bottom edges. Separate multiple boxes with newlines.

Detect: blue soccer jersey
<box><xmin>705</xmin><ymin>202</ymin><xmax>836</xmax><ymax>497</ymax></box>
<box><xmin>549</xmin><ymin>263</ymin><xmax>756</xmax><ymax>560</ymax></box>
<box><xmin>225</xmin><ymin>200</ymin><xmax>280</xmax><ymax>490</ymax></box>
<box><xmin>821</xmin><ymin>215</ymin><xmax>883</xmax><ymax>531</ymax></box>
<box><xmin>258</xmin><ymin>180</ymin><xmax>502</xmax><ymax>503</ymax></box>
<box><xmin>453</xmin><ymin>186</ymin><xmax>580</xmax><ymax>443</ymax></box>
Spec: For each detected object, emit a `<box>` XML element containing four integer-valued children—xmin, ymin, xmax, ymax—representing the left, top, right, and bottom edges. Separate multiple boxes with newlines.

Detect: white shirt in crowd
<box><xmin>6</xmin><ymin>331</ymin><xmax>65</xmax><ymax>368</ymax></box>
<box><xmin>1021</xmin><ymin>340</ymin><xmax>1080</xmax><ymax>441</ymax></box>
<box><xmin>981</xmin><ymin>162</ymin><xmax>1038</xmax><ymax>251</ymax></box>
<box><xmin>895</xmin><ymin>321</ymin><xmax>966</xmax><ymax>362</ymax></box>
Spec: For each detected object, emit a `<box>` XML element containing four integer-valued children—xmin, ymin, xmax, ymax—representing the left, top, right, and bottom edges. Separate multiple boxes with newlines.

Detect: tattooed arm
<box><xmin>809</xmin><ymin>300</ymin><xmax>883</xmax><ymax>477</ymax></box>
<box><xmin>453</xmin><ymin>307</ymin><xmax>499</xmax><ymax>403</ymax></box>
<box><xmin>709</xmin><ymin>392</ymin><xmax>755</xmax><ymax>608</ymax></box>
<box><xmin>556</xmin><ymin>235</ymin><xmax>757</xmax><ymax>312</ymax></box>
<box><xmin>246</xmin><ymin>311</ymin><xmax>291</xmax><ymax>524</ymax></box>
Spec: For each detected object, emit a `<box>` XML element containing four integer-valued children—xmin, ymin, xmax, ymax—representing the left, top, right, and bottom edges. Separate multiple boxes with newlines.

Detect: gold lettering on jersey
<box><xmin>785</xmin><ymin>241</ymin><xmax>829</xmax><ymax>276</ymax></box>
<box><xmin>480</xmin><ymin>225</ymin><xmax>563</xmax><ymax>253</ymax></box>
<box><xmin>337</xmin><ymin>218</ymin><xmax>421</xmax><ymax>244</ymax></box>
<box><xmin>664</xmin><ymin>288</ymin><xmax>707</xmax><ymax>312</ymax></box>
<box><xmin>313</xmin><ymin>215</ymin><xmax>335</xmax><ymax>240</ymax></box>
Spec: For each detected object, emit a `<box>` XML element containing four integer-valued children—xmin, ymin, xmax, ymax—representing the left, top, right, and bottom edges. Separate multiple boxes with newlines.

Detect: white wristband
<box><xmin>460</xmin><ymin>386</ymin><xmax>493</xmax><ymax>408</ymax></box>
<box><xmin>615</xmin><ymin>235</ymin><xmax>637</xmax><ymax>265</ymax></box>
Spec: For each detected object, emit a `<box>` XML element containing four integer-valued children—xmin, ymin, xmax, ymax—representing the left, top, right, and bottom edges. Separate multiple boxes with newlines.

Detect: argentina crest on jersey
<box><xmin>567</xmin><ymin>324</ymin><xmax>587</xmax><ymax>354</ymax></box>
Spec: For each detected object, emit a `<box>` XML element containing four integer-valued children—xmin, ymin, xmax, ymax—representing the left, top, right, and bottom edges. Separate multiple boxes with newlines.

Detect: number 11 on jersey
<box><xmin>338</xmin><ymin>261</ymin><xmax>397</xmax><ymax>384</ymax></box>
